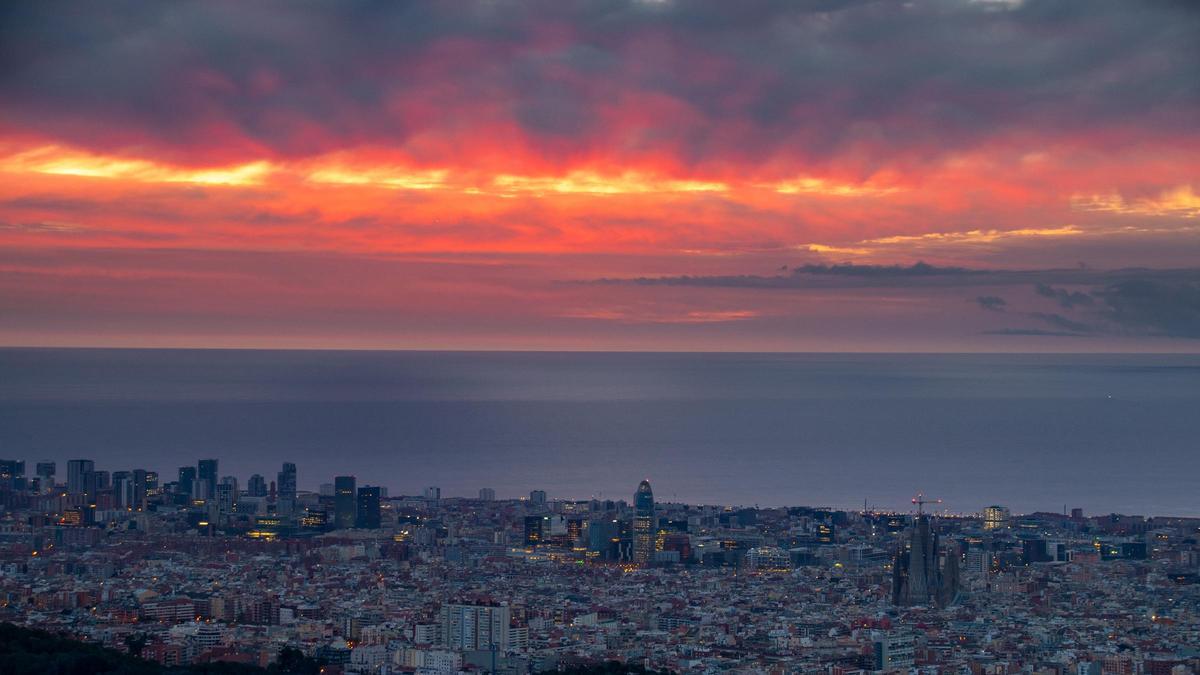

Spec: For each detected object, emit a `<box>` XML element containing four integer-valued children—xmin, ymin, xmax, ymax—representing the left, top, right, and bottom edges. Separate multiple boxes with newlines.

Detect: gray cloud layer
<box><xmin>591</xmin><ymin>262</ymin><xmax>1200</xmax><ymax>338</ymax></box>
<box><xmin>1</xmin><ymin>0</ymin><xmax>1197</xmax><ymax>167</ymax></box>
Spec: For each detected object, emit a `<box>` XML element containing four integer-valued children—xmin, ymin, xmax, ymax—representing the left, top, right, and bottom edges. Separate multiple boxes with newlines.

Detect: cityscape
<box><xmin>2</xmin><ymin>0</ymin><xmax>1199</xmax><ymax>673</ymax></box>
<box><xmin>0</xmin><ymin>457</ymin><xmax>1196</xmax><ymax>673</ymax></box>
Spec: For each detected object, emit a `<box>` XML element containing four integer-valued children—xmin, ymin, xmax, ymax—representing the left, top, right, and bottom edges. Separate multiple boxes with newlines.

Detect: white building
<box><xmin>439</xmin><ymin>603</ymin><xmax>511</xmax><ymax>651</ymax></box>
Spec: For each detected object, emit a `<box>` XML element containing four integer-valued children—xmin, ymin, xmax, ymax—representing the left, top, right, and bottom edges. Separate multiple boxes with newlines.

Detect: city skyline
<box><xmin>4</xmin><ymin>455</ymin><xmax>1184</xmax><ymax>522</ymax></box>
<box><xmin>1</xmin><ymin>2</ymin><xmax>1198</xmax><ymax>351</ymax></box>
<box><xmin>0</xmin><ymin>451</ymin><xmax>1192</xmax><ymax>673</ymax></box>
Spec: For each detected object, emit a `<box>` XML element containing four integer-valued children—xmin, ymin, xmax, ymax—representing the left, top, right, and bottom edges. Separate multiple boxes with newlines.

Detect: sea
<box><xmin>1</xmin><ymin>348</ymin><xmax>1198</xmax><ymax>517</ymax></box>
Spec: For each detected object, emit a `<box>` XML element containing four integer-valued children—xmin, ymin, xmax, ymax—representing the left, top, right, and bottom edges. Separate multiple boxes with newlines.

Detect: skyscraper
<box><xmin>217</xmin><ymin>476</ymin><xmax>238</xmax><ymax>513</ymax></box>
<box><xmin>0</xmin><ymin>460</ymin><xmax>25</xmax><ymax>490</ymax></box>
<box><xmin>479</xmin><ymin>488</ymin><xmax>495</xmax><ymax>501</ymax></box>
<box><xmin>524</xmin><ymin>515</ymin><xmax>547</xmax><ymax>546</ymax></box>
<box><xmin>334</xmin><ymin>476</ymin><xmax>356</xmax><ymax>529</ymax></box>
<box><xmin>66</xmin><ymin>459</ymin><xmax>94</xmax><ymax>494</ymax></box>
<box><xmin>197</xmin><ymin>459</ymin><xmax>218</xmax><ymax>500</ymax></box>
<box><xmin>633</xmin><ymin>479</ymin><xmax>654</xmax><ymax>566</ymax></box>
<box><xmin>529</xmin><ymin>489</ymin><xmax>546</xmax><ymax>505</ymax></box>
<box><xmin>178</xmin><ymin>466</ymin><xmax>197</xmax><ymax>498</ymax></box>
<box><xmin>35</xmin><ymin>461</ymin><xmax>55</xmax><ymax>489</ymax></box>
<box><xmin>132</xmin><ymin>468</ymin><xmax>149</xmax><ymax>509</ymax></box>
<box><xmin>247</xmin><ymin>474</ymin><xmax>267</xmax><ymax>497</ymax></box>
<box><xmin>277</xmin><ymin>462</ymin><xmax>297</xmax><ymax>515</ymax></box>
<box><xmin>356</xmin><ymin>486</ymin><xmax>381</xmax><ymax>529</ymax></box>
<box><xmin>112</xmin><ymin>471</ymin><xmax>132</xmax><ymax>509</ymax></box>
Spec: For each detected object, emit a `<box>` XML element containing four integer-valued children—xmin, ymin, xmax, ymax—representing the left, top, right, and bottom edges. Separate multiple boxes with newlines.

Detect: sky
<box><xmin>0</xmin><ymin>0</ymin><xmax>1198</xmax><ymax>351</ymax></box>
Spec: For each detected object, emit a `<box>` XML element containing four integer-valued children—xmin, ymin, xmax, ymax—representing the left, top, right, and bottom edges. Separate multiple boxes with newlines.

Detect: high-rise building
<box><xmin>131</xmin><ymin>469</ymin><xmax>149</xmax><ymax>509</ymax></box>
<box><xmin>529</xmin><ymin>490</ymin><xmax>547</xmax><ymax>505</ymax></box>
<box><xmin>0</xmin><ymin>460</ymin><xmax>25</xmax><ymax>490</ymax></box>
<box><xmin>197</xmin><ymin>459</ymin><xmax>218</xmax><ymax>501</ymax></box>
<box><xmin>439</xmin><ymin>603</ymin><xmax>511</xmax><ymax>651</ymax></box>
<box><xmin>892</xmin><ymin>514</ymin><xmax>960</xmax><ymax>607</ymax></box>
<box><xmin>36</xmin><ymin>461</ymin><xmax>55</xmax><ymax>490</ymax></box>
<box><xmin>178</xmin><ymin>466</ymin><xmax>197</xmax><ymax>498</ymax></box>
<box><xmin>633</xmin><ymin>479</ymin><xmax>655</xmax><ymax>566</ymax></box>
<box><xmin>424</xmin><ymin>486</ymin><xmax>441</xmax><ymax>501</ymax></box>
<box><xmin>247</xmin><ymin>474</ymin><xmax>267</xmax><ymax>497</ymax></box>
<box><xmin>524</xmin><ymin>515</ymin><xmax>547</xmax><ymax>546</ymax></box>
<box><xmin>982</xmin><ymin>505</ymin><xmax>1010</xmax><ymax>531</ymax></box>
<box><xmin>67</xmin><ymin>459</ymin><xmax>94</xmax><ymax>494</ymax></box>
<box><xmin>112</xmin><ymin>471</ymin><xmax>133</xmax><ymax>509</ymax></box>
<box><xmin>334</xmin><ymin>476</ymin><xmax>356</xmax><ymax>529</ymax></box>
<box><xmin>356</xmin><ymin>486</ymin><xmax>381</xmax><ymax>529</ymax></box>
<box><xmin>216</xmin><ymin>476</ymin><xmax>238</xmax><ymax>513</ymax></box>
<box><xmin>277</xmin><ymin>462</ymin><xmax>297</xmax><ymax>515</ymax></box>
<box><xmin>478</xmin><ymin>488</ymin><xmax>495</xmax><ymax>501</ymax></box>
<box><xmin>588</xmin><ymin>519</ymin><xmax>620</xmax><ymax>560</ymax></box>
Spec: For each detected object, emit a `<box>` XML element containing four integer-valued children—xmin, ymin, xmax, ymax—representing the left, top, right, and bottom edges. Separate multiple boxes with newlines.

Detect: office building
<box><xmin>277</xmin><ymin>462</ymin><xmax>297</xmax><ymax>515</ymax></box>
<box><xmin>112</xmin><ymin>471</ymin><xmax>133</xmax><ymax>509</ymax></box>
<box><xmin>633</xmin><ymin>479</ymin><xmax>654</xmax><ymax>566</ymax></box>
<box><xmin>524</xmin><ymin>515</ymin><xmax>547</xmax><ymax>546</ymax></box>
<box><xmin>334</xmin><ymin>476</ymin><xmax>357</xmax><ymax>529</ymax></box>
<box><xmin>424</xmin><ymin>486</ymin><xmax>441</xmax><ymax>501</ymax></box>
<box><xmin>247</xmin><ymin>474</ymin><xmax>267</xmax><ymax>497</ymax></box>
<box><xmin>197</xmin><ymin>459</ymin><xmax>218</xmax><ymax>501</ymax></box>
<box><xmin>0</xmin><ymin>460</ymin><xmax>25</xmax><ymax>490</ymax></box>
<box><xmin>67</xmin><ymin>459</ymin><xmax>94</xmax><ymax>494</ymax></box>
<box><xmin>528</xmin><ymin>489</ymin><xmax>546</xmax><ymax>505</ymax></box>
<box><xmin>178</xmin><ymin>466</ymin><xmax>197</xmax><ymax>498</ymax></box>
<box><xmin>35</xmin><ymin>461</ymin><xmax>55</xmax><ymax>491</ymax></box>
<box><xmin>479</xmin><ymin>488</ymin><xmax>495</xmax><ymax>501</ymax></box>
<box><xmin>356</xmin><ymin>486</ymin><xmax>381</xmax><ymax>529</ymax></box>
<box><xmin>132</xmin><ymin>469</ymin><xmax>149</xmax><ymax>509</ymax></box>
<box><xmin>216</xmin><ymin>477</ymin><xmax>238</xmax><ymax>513</ymax></box>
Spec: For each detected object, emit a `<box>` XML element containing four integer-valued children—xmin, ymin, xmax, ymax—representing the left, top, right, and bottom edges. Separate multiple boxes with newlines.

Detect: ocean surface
<box><xmin>1</xmin><ymin>348</ymin><xmax>1198</xmax><ymax>516</ymax></box>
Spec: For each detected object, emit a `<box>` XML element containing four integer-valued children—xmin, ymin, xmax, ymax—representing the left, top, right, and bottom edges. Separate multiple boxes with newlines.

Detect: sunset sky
<box><xmin>1</xmin><ymin>0</ymin><xmax>1198</xmax><ymax>351</ymax></box>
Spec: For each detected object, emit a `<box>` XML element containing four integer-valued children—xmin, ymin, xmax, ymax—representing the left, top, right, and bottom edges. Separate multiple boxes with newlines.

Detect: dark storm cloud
<box><xmin>983</xmin><ymin>328</ymin><xmax>1092</xmax><ymax>338</ymax></box>
<box><xmin>976</xmin><ymin>296</ymin><xmax>1008</xmax><ymax>312</ymax></box>
<box><xmin>991</xmin><ymin>281</ymin><xmax>1200</xmax><ymax>339</ymax></box>
<box><xmin>1028</xmin><ymin>311</ymin><xmax>1095</xmax><ymax>334</ymax></box>
<box><xmin>1034</xmin><ymin>282</ymin><xmax>1094</xmax><ymax>309</ymax></box>
<box><xmin>1093</xmin><ymin>280</ymin><xmax>1200</xmax><ymax>338</ymax></box>
<box><xmin>0</xmin><ymin>0</ymin><xmax>1196</xmax><ymax>166</ymax></box>
<box><xmin>592</xmin><ymin>263</ymin><xmax>1200</xmax><ymax>339</ymax></box>
<box><xmin>590</xmin><ymin>263</ymin><xmax>1200</xmax><ymax>290</ymax></box>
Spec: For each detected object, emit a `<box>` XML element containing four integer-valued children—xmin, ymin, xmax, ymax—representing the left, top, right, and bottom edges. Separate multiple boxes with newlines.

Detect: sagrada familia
<box><xmin>891</xmin><ymin>513</ymin><xmax>961</xmax><ymax>607</ymax></box>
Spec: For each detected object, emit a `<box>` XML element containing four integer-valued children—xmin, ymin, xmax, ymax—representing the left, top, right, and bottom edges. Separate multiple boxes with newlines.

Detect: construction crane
<box><xmin>911</xmin><ymin>492</ymin><xmax>942</xmax><ymax>516</ymax></box>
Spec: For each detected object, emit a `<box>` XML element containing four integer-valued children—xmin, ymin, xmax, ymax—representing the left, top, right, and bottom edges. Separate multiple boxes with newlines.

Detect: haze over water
<box><xmin>2</xmin><ymin>348</ymin><xmax>1198</xmax><ymax>517</ymax></box>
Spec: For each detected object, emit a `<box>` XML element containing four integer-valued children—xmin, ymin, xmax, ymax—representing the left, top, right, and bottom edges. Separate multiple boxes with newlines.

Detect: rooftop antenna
<box><xmin>911</xmin><ymin>492</ymin><xmax>942</xmax><ymax>517</ymax></box>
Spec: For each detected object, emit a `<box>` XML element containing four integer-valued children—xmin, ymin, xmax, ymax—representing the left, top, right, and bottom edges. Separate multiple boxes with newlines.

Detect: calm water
<box><xmin>1</xmin><ymin>348</ymin><xmax>1198</xmax><ymax>516</ymax></box>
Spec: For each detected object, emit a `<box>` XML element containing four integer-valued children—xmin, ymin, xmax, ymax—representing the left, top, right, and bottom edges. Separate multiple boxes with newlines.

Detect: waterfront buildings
<box><xmin>632</xmin><ymin>479</ymin><xmax>654</xmax><ymax>566</ymax></box>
